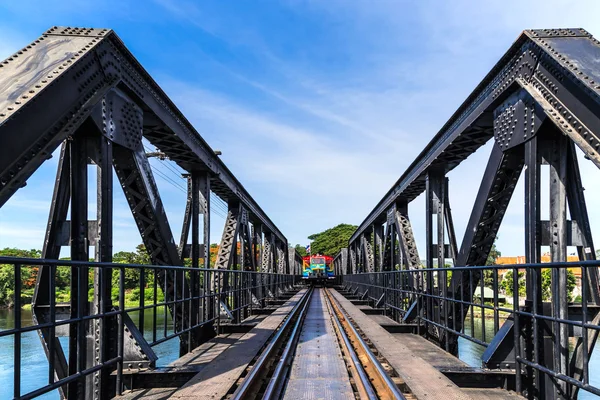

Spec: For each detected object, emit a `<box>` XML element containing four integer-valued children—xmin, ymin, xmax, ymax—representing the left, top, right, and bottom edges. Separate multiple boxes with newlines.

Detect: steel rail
<box><xmin>262</xmin><ymin>287</ymin><xmax>312</xmax><ymax>399</ymax></box>
<box><xmin>325</xmin><ymin>288</ymin><xmax>407</xmax><ymax>400</ymax></box>
<box><xmin>325</xmin><ymin>289</ymin><xmax>378</xmax><ymax>400</ymax></box>
<box><xmin>231</xmin><ymin>287</ymin><xmax>313</xmax><ymax>400</ymax></box>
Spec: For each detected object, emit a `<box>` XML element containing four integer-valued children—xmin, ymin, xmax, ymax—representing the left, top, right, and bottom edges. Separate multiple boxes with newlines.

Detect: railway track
<box><xmin>226</xmin><ymin>287</ymin><xmax>411</xmax><ymax>400</ymax></box>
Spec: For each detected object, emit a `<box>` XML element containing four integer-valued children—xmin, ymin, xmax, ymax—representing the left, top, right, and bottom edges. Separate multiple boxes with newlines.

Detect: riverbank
<box><xmin>1</xmin><ymin>288</ymin><xmax>158</xmax><ymax>310</ymax></box>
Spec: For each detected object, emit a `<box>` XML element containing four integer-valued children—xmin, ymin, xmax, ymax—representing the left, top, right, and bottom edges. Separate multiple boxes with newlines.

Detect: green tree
<box><xmin>294</xmin><ymin>244</ymin><xmax>307</xmax><ymax>257</ymax></box>
<box><xmin>0</xmin><ymin>248</ymin><xmax>42</xmax><ymax>306</ymax></box>
<box><xmin>501</xmin><ymin>270</ymin><xmax>526</xmax><ymax>297</ymax></box>
<box><xmin>482</xmin><ymin>242</ymin><xmax>501</xmax><ymax>287</ymax></box>
<box><xmin>307</xmin><ymin>224</ymin><xmax>358</xmax><ymax>256</ymax></box>
<box><xmin>541</xmin><ymin>268</ymin><xmax>577</xmax><ymax>301</ymax></box>
<box><xmin>486</xmin><ymin>243</ymin><xmax>501</xmax><ymax>266</ymax></box>
<box><xmin>113</xmin><ymin>244</ymin><xmax>151</xmax><ymax>290</ymax></box>
<box><xmin>113</xmin><ymin>244</ymin><xmax>150</xmax><ymax>264</ymax></box>
<box><xmin>501</xmin><ymin>268</ymin><xmax>577</xmax><ymax>301</ymax></box>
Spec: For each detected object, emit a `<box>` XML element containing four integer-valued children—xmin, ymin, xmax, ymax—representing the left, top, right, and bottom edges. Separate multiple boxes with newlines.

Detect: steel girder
<box><xmin>394</xmin><ymin>205</ymin><xmax>421</xmax><ymax>271</ymax></box>
<box><xmin>443</xmin><ymin>144</ymin><xmax>524</xmax><ymax>353</ymax></box>
<box><xmin>349</xmin><ymin>28</ymin><xmax>600</xmax><ymax>246</ymax></box>
<box><xmin>32</xmin><ymin>143</ymin><xmax>70</xmax><ymax>394</ymax></box>
<box><xmin>179</xmin><ymin>172</ymin><xmax>212</xmax><ymax>350</ymax></box>
<box><xmin>0</xmin><ymin>26</ymin><xmax>287</xmax><ymax>246</ymax></box>
<box><xmin>346</xmin><ymin>28</ymin><xmax>600</xmax><ymax>398</ymax></box>
<box><xmin>179</xmin><ymin>175</ymin><xmax>194</xmax><ymax>262</ymax></box>
<box><xmin>276</xmin><ymin>244</ymin><xmax>286</xmax><ymax>274</ymax></box>
<box><xmin>379</xmin><ymin>202</ymin><xmax>420</xmax><ymax>272</ymax></box>
<box><xmin>381</xmin><ymin>208</ymin><xmax>395</xmax><ymax>272</ymax></box>
<box><xmin>30</xmin><ymin>124</ymin><xmax>158</xmax><ymax>399</ymax></box>
<box><xmin>288</xmin><ymin>249</ymin><xmax>303</xmax><ymax>276</ymax></box>
<box><xmin>333</xmin><ymin>248</ymin><xmax>348</xmax><ymax>276</ymax></box>
<box><xmin>360</xmin><ymin>231</ymin><xmax>375</xmax><ymax>272</ymax></box>
<box><xmin>0</xmin><ymin>27</ymin><xmax>291</xmax><ymax>399</ymax></box>
<box><xmin>443</xmin><ymin>179</ymin><xmax>459</xmax><ymax>265</ymax></box>
<box><xmin>261</xmin><ymin>232</ymin><xmax>275</xmax><ymax>273</ymax></box>
<box><xmin>214</xmin><ymin>204</ymin><xmax>242</xmax><ymax>275</ymax></box>
<box><xmin>349</xmin><ymin>243</ymin><xmax>357</xmax><ymax>275</ymax></box>
<box><xmin>373</xmin><ymin>224</ymin><xmax>384</xmax><ymax>271</ymax></box>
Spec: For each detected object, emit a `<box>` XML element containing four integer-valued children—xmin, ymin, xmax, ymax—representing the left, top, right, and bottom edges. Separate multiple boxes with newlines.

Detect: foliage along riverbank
<box><xmin>0</xmin><ymin>246</ymin><xmax>172</xmax><ymax>309</ymax></box>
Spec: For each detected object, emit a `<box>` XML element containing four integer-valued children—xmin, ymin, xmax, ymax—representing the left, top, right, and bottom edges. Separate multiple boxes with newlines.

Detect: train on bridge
<box><xmin>302</xmin><ymin>254</ymin><xmax>335</xmax><ymax>281</ymax></box>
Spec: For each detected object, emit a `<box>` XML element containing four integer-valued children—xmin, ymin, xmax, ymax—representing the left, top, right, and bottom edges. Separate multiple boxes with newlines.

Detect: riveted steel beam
<box><xmin>350</xmin><ymin>28</ymin><xmax>600</xmax><ymax>246</ymax></box>
<box><xmin>0</xmin><ymin>26</ymin><xmax>287</xmax><ymax>247</ymax></box>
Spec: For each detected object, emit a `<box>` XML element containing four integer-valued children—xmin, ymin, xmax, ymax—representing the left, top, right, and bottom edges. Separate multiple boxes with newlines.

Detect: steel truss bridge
<box><xmin>1</xmin><ymin>26</ymin><xmax>600</xmax><ymax>400</ymax></box>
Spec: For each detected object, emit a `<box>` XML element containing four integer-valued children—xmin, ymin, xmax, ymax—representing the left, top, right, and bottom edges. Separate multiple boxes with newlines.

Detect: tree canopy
<box><xmin>113</xmin><ymin>244</ymin><xmax>150</xmax><ymax>265</ymax></box>
<box><xmin>294</xmin><ymin>244</ymin><xmax>307</xmax><ymax>257</ymax></box>
<box><xmin>486</xmin><ymin>243</ymin><xmax>501</xmax><ymax>266</ymax></box>
<box><xmin>307</xmin><ymin>223</ymin><xmax>357</xmax><ymax>256</ymax></box>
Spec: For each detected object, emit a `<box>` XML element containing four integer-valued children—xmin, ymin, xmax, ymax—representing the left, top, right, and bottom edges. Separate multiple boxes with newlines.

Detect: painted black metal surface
<box><xmin>344</xmin><ymin>27</ymin><xmax>600</xmax><ymax>400</ymax></box>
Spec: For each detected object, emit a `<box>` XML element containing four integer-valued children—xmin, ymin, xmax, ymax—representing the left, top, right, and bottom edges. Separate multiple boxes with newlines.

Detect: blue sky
<box><xmin>1</xmin><ymin>0</ymin><xmax>600</xmax><ymax>258</ymax></box>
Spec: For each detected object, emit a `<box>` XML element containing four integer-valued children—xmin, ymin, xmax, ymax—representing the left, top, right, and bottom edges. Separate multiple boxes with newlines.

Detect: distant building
<box><xmin>495</xmin><ymin>254</ymin><xmax>584</xmax><ymax>299</ymax></box>
<box><xmin>495</xmin><ymin>255</ymin><xmax>582</xmax><ymax>278</ymax></box>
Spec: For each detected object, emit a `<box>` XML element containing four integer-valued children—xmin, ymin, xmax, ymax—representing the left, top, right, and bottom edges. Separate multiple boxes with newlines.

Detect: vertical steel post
<box><xmin>199</xmin><ymin>173</ymin><xmax>211</xmax><ymax>324</ymax></box>
<box><xmin>69</xmin><ymin>133</ymin><xmax>89</xmax><ymax>399</ymax></box>
<box><xmin>548</xmin><ymin>133</ymin><xmax>569</xmax><ymax>398</ymax></box>
<box><xmin>188</xmin><ymin>173</ymin><xmax>200</xmax><ymax>351</ymax></box>
<box><xmin>444</xmin><ymin>178</ymin><xmax>458</xmax><ymax>265</ymax></box>
<box><xmin>374</xmin><ymin>224</ymin><xmax>384</xmax><ymax>271</ymax></box>
<box><xmin>94</xmin><ymin>134</ymin><xmax>113</xmax><ymax>400</ymax></box>
<box><xmin>426</xmin><ymin>170</ymin><xmax>444</xmax><ymax>339</ymax></box>
<box><xmin>524</xmin><ymin>136</ymin><xmax>543</xmax><ymax>398</ymax></box>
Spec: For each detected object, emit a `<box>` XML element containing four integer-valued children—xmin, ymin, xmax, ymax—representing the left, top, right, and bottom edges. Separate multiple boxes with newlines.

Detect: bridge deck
<box><xmin>359</xmin><ymin>311</ymin><xmax>469</xmax><ymax>369</ymax></box>
<box><xmin>282</xmin><ymin>288</ymin><xmax>354</xmax><ymax>399</ymax></box>
<box><xmin>330</xmin><ymin>289</ymin><xmax>522</xmax><ymax>400</ymax></box>
<box><xmin>118</xmin><ymin>291</ymin><xmax>304</xmax><ymax>399</ymax></box>
<box><xmin>117</xmin><ymin>333</ymin><xmax>247</xmax><ymax>399</ymax></box>
<box><xmin>170</xmin><ymin>289</ymin><xmax>307</xmax><ymax>399</ymax></box>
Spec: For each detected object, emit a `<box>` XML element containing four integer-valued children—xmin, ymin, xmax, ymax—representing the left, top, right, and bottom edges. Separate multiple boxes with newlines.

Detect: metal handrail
<box><xmin>343</xmin><ymin>261</ymin><xmax>600</xmax><ymax>398</ymax></box>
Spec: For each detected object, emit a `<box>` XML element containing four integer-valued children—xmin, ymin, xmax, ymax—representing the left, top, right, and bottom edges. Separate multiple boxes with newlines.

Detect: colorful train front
<box><xmin>302</xmin><ymin>255</ymin><xmax>334</xmax><ymax>281</ymax></box>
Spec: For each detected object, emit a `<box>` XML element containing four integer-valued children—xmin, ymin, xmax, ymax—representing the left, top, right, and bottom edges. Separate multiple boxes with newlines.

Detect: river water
<box><xmin>0</xmin><ymin>310</ymin><xmax>598</xmax><ymax>398</ymax></box>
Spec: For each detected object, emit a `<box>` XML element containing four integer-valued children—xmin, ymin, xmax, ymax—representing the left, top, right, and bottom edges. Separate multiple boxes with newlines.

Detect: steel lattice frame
<box><xmin>347</xmin><ymin>28</ymin><xmax>600</xmax><ymax>399</ymax></box>
<box><xmin>0</xmin><ymin>27</ymin><xmax>291</xmax><ymax>400</ymax></box>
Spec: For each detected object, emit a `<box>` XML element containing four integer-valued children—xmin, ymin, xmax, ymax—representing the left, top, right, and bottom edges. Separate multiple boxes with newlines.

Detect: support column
<box><xmin>548</xmin><ymin>133</ymin><xmax>569</xmax><ymax>398</ymax></box>
<box><xmin>350</xmin><ymin>243</ymin><xmax>357</xmax><ymax>274</ymax></box>
<box><xmin>426</xmin><ymin>169</ymin><xmax>445</xmax><ymax>339</ymax></box>
<box><xmin>69</xmin><ymin>133</ymin><xmax>89</xmax><ymax>399</ymax></box>
<box><xmin>374</xmin><ymin>224</ymin><xmax>384</xmax><ymax>271</ymax></box>
<box><xmin>444</xmin><ymin>179</ymin><xmax>458</xmax><ymax>265</ymax></box>
<box><xmin>566</xmin><ymin>141</ymin><xmax>600</xmax><ymax>387</ymax></box>
<box><xmin>93</xmin><ymin>134</ymin><xmax>114</xmax><ymax>400</ymax></box>
<box><xmin>524</xmin><ymin>136</ymin><xmax>544</xmax><ymax>398</ymax></box>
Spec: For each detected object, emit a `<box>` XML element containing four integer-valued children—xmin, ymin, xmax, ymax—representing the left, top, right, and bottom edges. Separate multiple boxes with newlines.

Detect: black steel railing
<box><xmin>0</xmin><ymin>256</ymin><xmax>299</xmax><ymax>399</ymax></box>
<box><xmin>343</xmin><ymin>261</ymin><xmax>600</xmax><ymax>398</ymax></box>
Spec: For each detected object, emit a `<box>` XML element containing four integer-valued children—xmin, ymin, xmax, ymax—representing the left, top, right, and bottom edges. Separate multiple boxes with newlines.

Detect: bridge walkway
<box><xmin>330</xmin><ymin>289</ymin><xmax>523</xmax><ymax>400</ymax></box>
<box><xmin>118</xmin><ymin>289</ymin><xmax>306</xmax><ymax>399</ymax></box>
